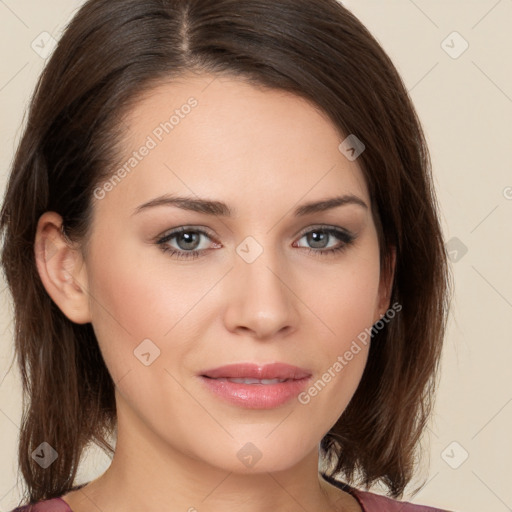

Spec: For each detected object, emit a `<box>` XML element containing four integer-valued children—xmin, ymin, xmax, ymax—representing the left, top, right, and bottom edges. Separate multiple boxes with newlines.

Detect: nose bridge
<box><xmin>224</xmin><ymin>233</ymin><xmax>299</xmax><ymax>338</ymax></box>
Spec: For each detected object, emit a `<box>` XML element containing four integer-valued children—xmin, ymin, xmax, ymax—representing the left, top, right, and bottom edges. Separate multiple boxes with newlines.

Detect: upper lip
<box><xmin>200</xmin><ymin>362</ymin><xmax>311</xmax><ymax>380</ymax></box>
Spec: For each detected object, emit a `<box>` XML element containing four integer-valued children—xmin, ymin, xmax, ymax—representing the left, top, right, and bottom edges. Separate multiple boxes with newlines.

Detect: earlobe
<box><xmin>34</xmin><ymin>212</ymin><xmax>92</xmax><ymax>324</ymax></box>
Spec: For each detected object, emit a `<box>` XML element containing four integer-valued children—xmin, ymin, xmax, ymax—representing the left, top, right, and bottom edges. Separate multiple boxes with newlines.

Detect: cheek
<box><xmin>85</xmin><ymin>237</ymin><xmax>213</xmax><ymax>443</ymax></box>
<box><xmin>313</xmin><ymin>243</ymin><xmax>382</xmax><ymax>347</ymax></box>
<box><xmin>85</xmin><ymin>234</ymin><xmax>211</xmax><ymax>381</ymax></box>
<box><xmin>294</xmin><ymin>241</ymin><xmax>381</xmax><ymax>421</ymax></box>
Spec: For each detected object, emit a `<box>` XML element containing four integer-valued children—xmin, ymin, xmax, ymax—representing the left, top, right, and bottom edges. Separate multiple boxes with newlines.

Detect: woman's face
<box><xmin>72</xmin><ymin>73</ymin><xmax>391</xmax><ymax>472</ymax></box>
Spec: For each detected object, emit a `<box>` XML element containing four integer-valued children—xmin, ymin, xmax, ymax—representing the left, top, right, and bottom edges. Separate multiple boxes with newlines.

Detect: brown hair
<box><xmin>0</xmin><ymin>0</ymin><xmax>451</xmax><ymax>505</ymax></box>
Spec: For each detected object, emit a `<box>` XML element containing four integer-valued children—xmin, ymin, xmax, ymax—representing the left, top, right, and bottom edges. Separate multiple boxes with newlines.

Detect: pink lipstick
<box><xmin>199</xmin><ymin>362</ymin><xmax>312</xmax><ymax>409</ymax></box>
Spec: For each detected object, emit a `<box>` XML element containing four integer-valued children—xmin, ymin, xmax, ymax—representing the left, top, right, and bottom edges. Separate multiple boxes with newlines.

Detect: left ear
<box><xmin>375</xmin><ymin>245</ymin><xmax>396</xmax><ymax>322</ymax></box>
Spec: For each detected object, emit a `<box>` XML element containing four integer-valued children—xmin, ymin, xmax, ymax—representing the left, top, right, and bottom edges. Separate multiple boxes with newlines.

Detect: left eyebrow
<box><xmin>131</xmin><ymin>193</ymin><xmax>368</xmax><ymax>217</ymax></box>
<box><xmin>293</xmin><ymin>195</ymin><xmax>368</xmax><ymax>216</ymax></box>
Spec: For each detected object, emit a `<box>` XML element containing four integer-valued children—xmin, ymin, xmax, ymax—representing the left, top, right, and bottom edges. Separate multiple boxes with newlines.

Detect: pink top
<box><xmin>10</xmin><ymin>478</ymin><xmax>453</xmax><ymax>512</ymax></box>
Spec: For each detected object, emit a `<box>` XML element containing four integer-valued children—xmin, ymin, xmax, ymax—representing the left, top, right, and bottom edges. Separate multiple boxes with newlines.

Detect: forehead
<box><xmin>93</xmin><ymin>73</ymin><xmax>370</xmax><ymax>220</ymax></box>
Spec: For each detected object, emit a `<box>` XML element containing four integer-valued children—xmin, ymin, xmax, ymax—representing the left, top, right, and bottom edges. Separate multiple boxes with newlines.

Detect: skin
<box><xmin>35</xmin><ymin>72</ymin><xmax>395</xmax><ymax>512</ymax></box>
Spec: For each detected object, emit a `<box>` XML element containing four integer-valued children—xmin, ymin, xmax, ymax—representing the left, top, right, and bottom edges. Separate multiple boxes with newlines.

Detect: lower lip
<box><xmin>199</xmin><ymin>376</ymin><xmax>311</xmax><ymax>409</ymax></box>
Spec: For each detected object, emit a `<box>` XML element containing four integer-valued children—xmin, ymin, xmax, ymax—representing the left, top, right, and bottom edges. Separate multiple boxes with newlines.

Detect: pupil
<box><xmin>309</xmin><ymin>231</ymin><xmax>327</xmax><ymax>248</ymax></box>
<box><xmin>179</xmin><ymin>232</ymin><xmax>199</xmax><ymax>250</ymax></box>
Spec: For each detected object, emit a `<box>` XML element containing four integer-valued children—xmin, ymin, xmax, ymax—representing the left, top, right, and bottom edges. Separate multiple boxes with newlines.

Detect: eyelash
<box><xmin>156</xmin><ymin>225</ymin><xmax>356</xmax><ymax>261</ymax></box>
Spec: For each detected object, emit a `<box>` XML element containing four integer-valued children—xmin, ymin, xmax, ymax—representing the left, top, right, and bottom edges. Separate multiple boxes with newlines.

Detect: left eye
<box><xmin>295</xmin><ymin>228</ymin><xmax>352</xmax><ymax>250</ymax></box>
<box><xmin>156</xmin><ymin>226</ymin><xmax>355</xmax><ymax>260</ymax></box>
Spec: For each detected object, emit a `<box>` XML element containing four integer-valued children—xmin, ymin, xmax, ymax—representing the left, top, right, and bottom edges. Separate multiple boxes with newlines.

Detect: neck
<box><xmin>96</xmin><ymin>439</ymin><xmax>335</xmax><ymax>512</ymax></box>
<box><xmin>68</xmin><ymin>393</ymin><xmax>348</xmax><ymax>512</ymax></box>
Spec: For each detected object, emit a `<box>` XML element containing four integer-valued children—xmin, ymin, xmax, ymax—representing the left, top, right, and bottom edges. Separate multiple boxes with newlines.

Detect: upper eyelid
<box><xmin>296</xmin><ymin>224</ymin><xmax>353</xmax><ymax>237</ymax></box>
<box><xmin>158</xmin><ymin>226</ymin><xmax>217</xmax><ymax>242</ymax></box>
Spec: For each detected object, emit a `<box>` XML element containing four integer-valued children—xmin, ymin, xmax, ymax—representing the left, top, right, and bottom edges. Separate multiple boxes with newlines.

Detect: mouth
<box><xmin>198</xmin><ymin>362</ymin><xmax>312</xmax><ymax>409</ymax></box>
<box><xmin>204</xmin><ymin>377</ymin><xmax>293</xmax><ymax>384</ymax></box>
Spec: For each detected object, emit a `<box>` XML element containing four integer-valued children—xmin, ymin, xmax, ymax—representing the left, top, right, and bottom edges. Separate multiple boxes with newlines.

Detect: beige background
<box><xmin>1</xmin><ymin>1</ymin><xmax>511</xmax><ymax>511</ymax></box>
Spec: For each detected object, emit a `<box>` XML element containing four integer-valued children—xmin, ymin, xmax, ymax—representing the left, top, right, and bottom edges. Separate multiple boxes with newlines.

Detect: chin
<box><xmin>191</xmin><ymin>433</ymin><xmax>318</xmax><ymax>475</ymax></box>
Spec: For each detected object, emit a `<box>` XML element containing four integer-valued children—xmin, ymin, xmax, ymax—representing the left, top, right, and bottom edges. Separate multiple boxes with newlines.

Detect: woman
<box><xmin>0</xmin><ymin>0</ymin><xmax>452</xmax><ymax>511</ymax></box>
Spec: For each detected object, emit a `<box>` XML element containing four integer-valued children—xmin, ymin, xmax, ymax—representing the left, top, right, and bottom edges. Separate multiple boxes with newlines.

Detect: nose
<box><xmin>222</xmin><ymin>246</ymin><xmax>300</xmax><ymax>340</ymax></box>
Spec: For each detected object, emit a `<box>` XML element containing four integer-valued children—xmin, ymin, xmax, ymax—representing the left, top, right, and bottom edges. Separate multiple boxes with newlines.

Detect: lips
<box><xmin>199</xmin><ymin>363</ymin><xmax>312</xmax><ymax>409</ymax></box>
<box><xmin>200</xmin><ymin>362</ymin><xmax>311</xmax><ymax>381</ymax></box>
